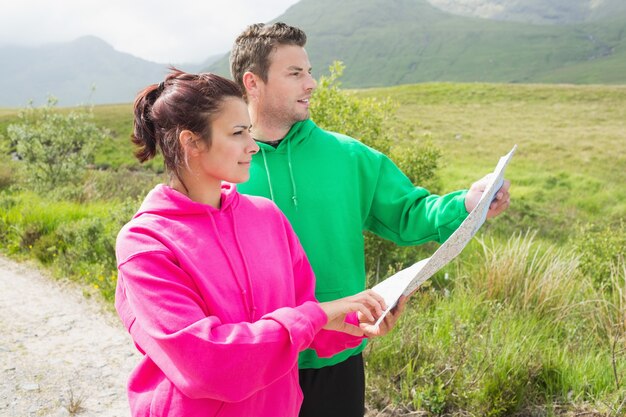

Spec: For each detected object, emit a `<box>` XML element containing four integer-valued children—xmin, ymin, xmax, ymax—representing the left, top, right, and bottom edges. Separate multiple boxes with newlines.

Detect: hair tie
<box><xmin>157</xmin><ymin>81</ymin><xmax>165</xmax><ymax>93</ymax></box>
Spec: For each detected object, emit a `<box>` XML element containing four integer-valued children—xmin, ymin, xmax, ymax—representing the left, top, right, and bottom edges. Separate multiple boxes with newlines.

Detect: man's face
<box><xmin>256</xmin><ymin>44</ymin><xmax>317</xmax><ymax>131</ymax></box>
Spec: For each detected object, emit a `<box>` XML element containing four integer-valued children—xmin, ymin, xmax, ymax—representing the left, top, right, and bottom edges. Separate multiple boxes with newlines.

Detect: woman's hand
<box><xmin>318</xmin><ymin>290</ymin><xmax>386</xmax><ymax>337</ymax></box>
<box><xmin>359</xmin><ymin>295</ymin><xmax>408</xmax><ymax>337</ymax></box>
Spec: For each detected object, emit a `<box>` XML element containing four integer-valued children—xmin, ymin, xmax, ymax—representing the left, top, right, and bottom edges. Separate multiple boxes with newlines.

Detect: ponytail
<box><xmin>131</xmin><ymin>84</ymin><xmax>162</xmax><ymax>163</ymax></box>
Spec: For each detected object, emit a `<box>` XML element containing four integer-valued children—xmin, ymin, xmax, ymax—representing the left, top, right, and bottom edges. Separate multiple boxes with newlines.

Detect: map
<box><xmin>371</xmin><ymin>145</ymin><xmax>517</xmax><ymax>326</ymax></box>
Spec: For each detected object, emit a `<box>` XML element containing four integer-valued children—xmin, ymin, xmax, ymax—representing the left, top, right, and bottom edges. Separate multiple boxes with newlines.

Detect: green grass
<box><xmin>89</xmin><ymin>103</ymin><xmax>134</xmax><ymax>168</ymax></box>
<box><xmin>1</xmin><ymin>81</ymin><xmax>625</xmax><ymax>416</ymax></box>
<box><xmin>366</xmin><ymin>233</ymin><xmax>625</xmax><ymax>416</ymax></box>
<box><xmin>356</xmin><ymin>82</ymin><xmax>626</xmax><ymax>241</ymax></box>
<box><xmin>0</xmin><ymin>190</ymin><xmax>138</xmax><ymax>301</ymax></box>
<box><xmin>90</xmin><ymin>103</ymin><xmax>164</xmax><ymax>171</ymax></box>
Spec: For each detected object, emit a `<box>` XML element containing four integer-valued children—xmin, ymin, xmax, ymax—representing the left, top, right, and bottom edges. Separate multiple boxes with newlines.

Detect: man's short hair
<box><xmin>230</xmin><ymin>22</ymin><xmax>307</xmax><ymax>97</ymax></box>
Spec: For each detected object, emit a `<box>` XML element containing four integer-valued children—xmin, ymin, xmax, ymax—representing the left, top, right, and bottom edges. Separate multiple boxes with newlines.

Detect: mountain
<box><xmin>0</xmin><ymin>36</ymin><xmax>222</xmax><ymax>108</ymax></box>
<box><xmin>3</xmin><ymin>0</ymin><xmax>625</xmax><ymax>107</ymax></box>
<box><xmin>207</xmin><ymin>0</ymin><xmax>626</xmax><ymax>87</ymax></box>
<box><xmin>426</xmin><ymin>0</ymin><xmax>626</xmax><ymax>24</ymax></box>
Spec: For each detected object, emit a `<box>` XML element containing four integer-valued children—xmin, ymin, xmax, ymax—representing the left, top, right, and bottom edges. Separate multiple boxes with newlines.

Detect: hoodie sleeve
<box><xmin>116</xmin><ymin>248</ymin><xmax>328</xmax><ymax>403</ymax></box>
<box><xmin>280</xmin><ymin>215</ymin><xmax>366</xmax><ymax>357</ymax></box>
<box><xmin>364</xmin><ymin>152</ymin><xmax>469</xmax><ymax>245</ymax></box>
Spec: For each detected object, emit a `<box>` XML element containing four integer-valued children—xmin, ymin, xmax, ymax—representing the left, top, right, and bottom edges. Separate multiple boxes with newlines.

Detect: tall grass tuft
<box><xmin>606</xmin><ymin>257</ymin><xmax>626</xmax><ymax>339</ymax></box>
<box><xmin>593</xmin><ymin>256</ymin><xmax>626</xmax><ymax>393</ymax></box>
<box><xmin>472</xmin><ymin>231</ymin><xmax>592</xmax><ymax>319</ymax></box>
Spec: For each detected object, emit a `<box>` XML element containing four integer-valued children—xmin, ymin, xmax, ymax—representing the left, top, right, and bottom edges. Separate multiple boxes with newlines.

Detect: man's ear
<box><xmin>242</xmin><ymin>71</ymin><xmax>261</xmax><ymax>100</ymax></box>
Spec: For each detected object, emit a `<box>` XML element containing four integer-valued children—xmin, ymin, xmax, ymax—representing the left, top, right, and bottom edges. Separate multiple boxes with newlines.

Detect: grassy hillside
<box><xmin>1</xmin><ymin>81</ymin><xmax>624</xmax><ymax>416</ymax></box>
<box><xmin>2</xmin><ymin>82</ymin><xmax>624</xmax><ymax>239</ymax></box>
<box><xmin>356</xmin><ymin>82</ymin><xmax>626</xmax><ymax>240</ymax></box>
<box><xmin>208</xmin><ymin>0</ymin><xmax>626</xmax><ymax>87</ymax></box>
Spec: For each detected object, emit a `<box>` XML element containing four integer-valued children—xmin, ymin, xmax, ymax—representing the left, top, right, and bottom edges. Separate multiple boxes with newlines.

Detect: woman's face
<box><xmin>195</xmin><ymin>97</ymin><xmax>259</xmax><ymax>185</ymax></box>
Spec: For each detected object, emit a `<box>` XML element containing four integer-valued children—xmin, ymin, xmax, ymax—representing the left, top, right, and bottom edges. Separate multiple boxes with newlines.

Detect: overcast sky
<box><xmin>0</xmin><ymin>0</ymin><xmax>301</xmax><ymax>64</ymax></box>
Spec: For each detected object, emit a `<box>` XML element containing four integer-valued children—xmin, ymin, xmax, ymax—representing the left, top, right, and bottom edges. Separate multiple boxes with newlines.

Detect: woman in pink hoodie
<box><xmin>115</xmin><ymin>69</ymin><xmax>389</xmax><ymax>417</ymax></box>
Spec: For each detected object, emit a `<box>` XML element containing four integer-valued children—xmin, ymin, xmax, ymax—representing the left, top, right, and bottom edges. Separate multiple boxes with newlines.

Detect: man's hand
<box><xmin>465</xmin><ymin>174</ymin><xmax>511</xmax><ymax>219</ymax></box>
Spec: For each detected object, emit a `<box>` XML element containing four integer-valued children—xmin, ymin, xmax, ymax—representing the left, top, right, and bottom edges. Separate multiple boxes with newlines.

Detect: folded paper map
<box><xmin>371</xmin><ymin>145</ymin><xmax>517</xmax><ymax>326</ymax></box>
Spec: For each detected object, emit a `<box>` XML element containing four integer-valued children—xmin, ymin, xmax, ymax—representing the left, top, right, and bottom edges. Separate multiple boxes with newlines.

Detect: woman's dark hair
<box><xmin>132</xmin><ymin>68</ymin><xmax>242</xmax><ymax>180</ymax></box>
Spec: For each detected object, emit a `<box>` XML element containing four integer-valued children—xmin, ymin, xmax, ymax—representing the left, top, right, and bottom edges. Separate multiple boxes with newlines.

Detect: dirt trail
<box><xmin>0</xmin><ymin>255</ymin><xmax>397</xmax><ymax>417</ymax></box>
<box><xmin>0</xmin><ymin>255</ymin><xmax>138</xmax><ymax>417</ymax></box>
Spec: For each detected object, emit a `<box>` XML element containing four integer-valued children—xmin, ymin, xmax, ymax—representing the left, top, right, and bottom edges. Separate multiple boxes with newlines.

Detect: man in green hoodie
<box><xmin>231</xmin><ymin>22</ymin><xmax>511</xmax><ymax>417</ymax></box>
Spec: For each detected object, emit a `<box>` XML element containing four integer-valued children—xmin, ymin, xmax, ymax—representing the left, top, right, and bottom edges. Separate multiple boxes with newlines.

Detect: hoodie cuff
<box><xmin>263</xmin><ymin>301</ymin><xmax>328</xmax><ymax>352</ymax></box>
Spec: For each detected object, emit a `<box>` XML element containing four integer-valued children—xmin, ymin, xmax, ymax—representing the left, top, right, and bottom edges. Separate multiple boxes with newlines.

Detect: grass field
<box><xmin>357</xmin><ymin>82</ymin><xmax>626</xmax><ymax>241</ymax></box>
<box><xmin>1</xmin><ymin>81</ymin><xmax>625</xmax><ymax>416</ymax></box>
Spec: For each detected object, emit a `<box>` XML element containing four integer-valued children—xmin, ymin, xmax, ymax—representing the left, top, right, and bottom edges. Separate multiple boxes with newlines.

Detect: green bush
<box><xmin>39</xmin><ymin>199</ymin><xmax>138</xmax><ymax>301</ymax></box>
<box><xmin>6</xmin><ymin>97</ymin><xmax>108</xmax><ymax>193</ymax></box>
<box><xmin>0</xmin><ymin>144</ymin><xmax>17</xmax><ymax>190</ymax></box>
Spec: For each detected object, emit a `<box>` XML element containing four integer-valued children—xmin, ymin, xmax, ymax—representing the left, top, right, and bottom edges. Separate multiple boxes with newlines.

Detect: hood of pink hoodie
<box><xmin>134</xmin><ymin>182</ymin><xmax>239</xmax><ymax>218</ymax></box>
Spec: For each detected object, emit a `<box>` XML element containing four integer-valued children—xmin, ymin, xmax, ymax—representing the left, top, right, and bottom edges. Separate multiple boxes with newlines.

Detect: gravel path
<box><xmin>0</xmin><ymin>256</ymin><xmax>138</xmax><ymax>417</ymax></box>
<box><xmin>0</xmin><ymin>255</ymin><xmax>401</xmax><ymax>417</ymax></box>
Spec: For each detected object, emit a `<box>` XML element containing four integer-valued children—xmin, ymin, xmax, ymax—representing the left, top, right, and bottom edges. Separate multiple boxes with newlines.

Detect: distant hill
<box><xmin>207</xmin><ymin>0</ymin><xmax>626</xmax><ymax>87</ymax></box>
<box><xmin>0</xmin><ymin>36</ymin><xmax>222</xmax><ymax>107</ymax></box>
<box><xmin>2</xmin><ymin>0</ymin><xmax>625</xmax><ymax>107</ymax></box>
<box><xmin>427</xmin><ymin>0</ymin><xmax>626</xmax><ymax>24</ymax></box>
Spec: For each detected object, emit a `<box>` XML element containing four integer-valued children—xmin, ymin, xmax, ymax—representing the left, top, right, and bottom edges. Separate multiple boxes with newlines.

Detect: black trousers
<box><xmin>298</xmin><ymin>353</ymin><xmax>365</xmax><ymax>417</ymax></box>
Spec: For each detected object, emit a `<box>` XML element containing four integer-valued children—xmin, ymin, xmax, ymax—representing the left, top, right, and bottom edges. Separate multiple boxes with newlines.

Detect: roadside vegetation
<box><xmin>0</xmin><ymin>65</ymin><xmax>624</xmax><ymax>416</ymax></box>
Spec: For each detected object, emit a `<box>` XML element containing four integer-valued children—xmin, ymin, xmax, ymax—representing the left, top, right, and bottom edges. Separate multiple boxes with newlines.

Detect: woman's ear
<box><xmin>178</xmin><ymin>130</ymin><xmax>200</xmax><ymax>155</ymax></box>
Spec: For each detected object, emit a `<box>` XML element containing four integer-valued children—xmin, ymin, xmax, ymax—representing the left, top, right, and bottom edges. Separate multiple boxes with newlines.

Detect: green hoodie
<box><xmin>238</xmin><ymin>119</ymin><xmax>468</xmax><ymax>369</ymax></box>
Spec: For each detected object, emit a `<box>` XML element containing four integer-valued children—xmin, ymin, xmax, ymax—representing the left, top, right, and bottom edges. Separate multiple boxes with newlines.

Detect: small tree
<box><xmin>310</xmin><ymin>62</ymin><xmax>442</xmax><ymax>283</ymax></box>
<box><xmin>7</xmin><ymin>97</ymin><xmax>106</xmax><ymax>193</ymax></box>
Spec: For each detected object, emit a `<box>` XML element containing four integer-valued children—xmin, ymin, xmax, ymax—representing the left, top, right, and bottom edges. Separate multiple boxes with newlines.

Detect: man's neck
<box><xmin>250</xmin><ymin>123</ymin><xmax>291</xmax><ymax>142</ymax></box>
<box><xmin>249</xmin><ymin>106</ymin><xmax>293</xmax><ymax>142</ymax></box>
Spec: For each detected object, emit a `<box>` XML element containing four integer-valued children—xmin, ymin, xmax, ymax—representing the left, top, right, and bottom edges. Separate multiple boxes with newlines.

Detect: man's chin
<box><xmin>296</xmin><ymin>111</ymin><xmax>310</xmax><ymax>122</ymax></box>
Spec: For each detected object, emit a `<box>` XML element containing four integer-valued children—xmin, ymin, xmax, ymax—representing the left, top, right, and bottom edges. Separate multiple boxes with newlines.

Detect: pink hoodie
<box><xmin>115</xmin><ymin>184</ymin><xmax>363</xmax><ymax>417</ymax></box>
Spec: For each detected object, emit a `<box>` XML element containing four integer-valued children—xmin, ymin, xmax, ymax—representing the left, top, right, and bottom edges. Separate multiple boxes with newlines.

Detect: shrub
<box><xmin>6</xmin><ymin>97</ymin><xmax>109</xmax><ymax>193</ymax></box>
<box><xmin>0</xmin><ymin>144</ymin><xmax>17</xmax><ymax>190</ymax></box>
<box><xmin>43</xmin><ymin>199</ymin><xmax>139</xmax><ymax>301</ymax></box>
